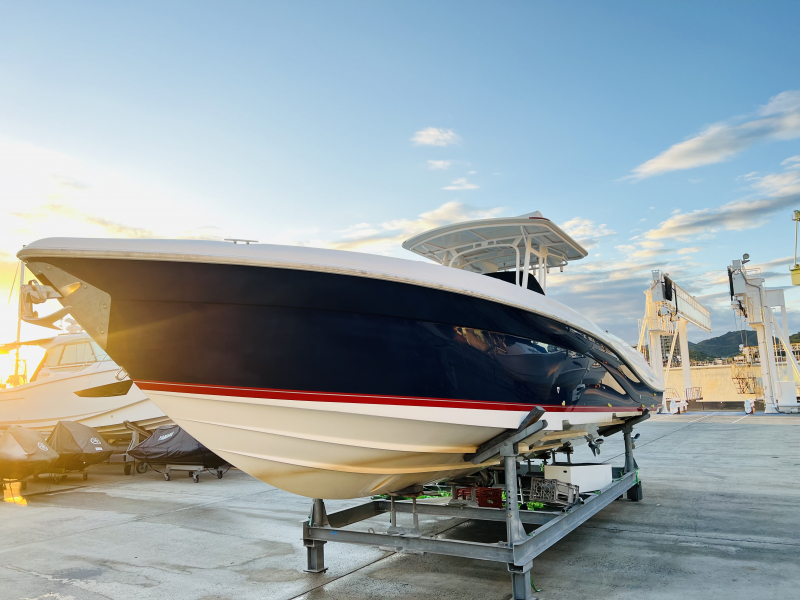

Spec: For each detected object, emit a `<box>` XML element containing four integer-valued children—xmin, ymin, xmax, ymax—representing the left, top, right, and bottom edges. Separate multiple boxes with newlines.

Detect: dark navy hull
<box><xmin>34</xmin><ymin>258</ymin><xmax>656</xmax><ymax>410</ymax></box>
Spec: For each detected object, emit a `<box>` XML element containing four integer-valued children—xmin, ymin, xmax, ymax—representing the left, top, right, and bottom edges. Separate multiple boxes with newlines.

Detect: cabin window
<box><xmin>89</xmin><ymin>340</ymin><xmax>108</xmax><ymax>361</ymax></box>
<box><xmin>59</xmin><ymin>342</ymin><xmax>97</xmax><ymax>366</ymax></box>
<box><xmin>44</xmin><ymin>346</ymin><xmax>64</xmax><ymax>367</ymax></box>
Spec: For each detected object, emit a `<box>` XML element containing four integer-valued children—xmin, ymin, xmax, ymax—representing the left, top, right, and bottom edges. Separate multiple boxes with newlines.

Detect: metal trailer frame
<box><xmin>107</xmin><ymin>420</ymin><xmax>151</xmax><ymax>475</ymax></box>
<box><xmin>33</xmin><ymin>466</ymin><xmax>89</xmax><ymax>484</ymax></box>
<box><xmin>302</xmin><ymin>410</ymin><xmax>648</xmax><ymax>600</ymax></box>
<box><xmin>158</xmin><ymin>463</ymin><xmax>225</xmax><ymax>483</ymax></box>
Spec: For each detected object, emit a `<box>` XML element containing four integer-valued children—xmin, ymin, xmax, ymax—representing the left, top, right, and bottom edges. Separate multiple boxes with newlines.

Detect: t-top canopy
<box><xmin>402</xmin><ymin>212</ymin><xmax>587</xmax><ymax>292</ymax></box>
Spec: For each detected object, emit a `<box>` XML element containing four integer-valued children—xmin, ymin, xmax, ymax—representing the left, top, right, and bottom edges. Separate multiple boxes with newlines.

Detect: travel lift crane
<box><xmin>638</xmin><ymin>271</ymin><xmax>712</xmax><ymax>413</ymax></box>
<box><xmin>729</xmin><ymin>255</ymin><xmax>800</xmax><ymax>414</ymax></box>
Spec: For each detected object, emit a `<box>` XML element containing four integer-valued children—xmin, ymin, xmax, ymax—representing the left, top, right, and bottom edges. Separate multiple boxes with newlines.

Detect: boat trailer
<box><xmin>302</xmin><ymin>409</ymin><xmax>648</xmax><ymax>600</ymax></box>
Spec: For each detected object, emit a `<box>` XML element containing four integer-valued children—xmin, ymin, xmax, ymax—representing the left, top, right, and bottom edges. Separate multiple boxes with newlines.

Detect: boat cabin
<box><xmin>0</xmin><ymin>334</ymin><xmax>111</xmax><ymax>386</ymax></box>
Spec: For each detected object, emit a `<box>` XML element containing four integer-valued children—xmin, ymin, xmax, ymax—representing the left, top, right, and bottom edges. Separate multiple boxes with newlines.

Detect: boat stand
<box><xmin>107</xmin><ymin>420</ymin><xmax>150</xmax><ymax>475</ymax></box>
<box><xmin>302</xmin><ymin>411</ymin><xmax>647</xmax><ymax>600</ymax></box>
<box><xmin>159</xmin><ymin>463</ymin><xmax>225</xmax><ymax>483</ymax></box>
<box><xmin>33</xmin><ymin>467</ymin><xmax>89</xmax><ymax>484</ymax></box>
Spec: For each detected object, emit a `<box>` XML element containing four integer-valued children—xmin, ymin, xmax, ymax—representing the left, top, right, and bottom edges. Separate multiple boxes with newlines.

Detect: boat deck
<box><xmin>3</xmin><ymin>414</ymin><xmax>799</xmax><ymax>599</ymax></box>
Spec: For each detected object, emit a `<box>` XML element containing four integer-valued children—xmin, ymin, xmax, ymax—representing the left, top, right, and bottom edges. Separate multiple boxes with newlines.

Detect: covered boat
<box><xmin>128</xmin><ymin>424</ymin><xmax>226</xmax><ymax>468</ymax></box>
<box><xmin>0</xmin><ymin>425</ymin><xmax>59</xmax><ymax>481</ymax></box>
<box><xmin>47</xmin><ymin>420</ymin><xmax>113</xmax><ymax>471</ymax></box>
<box><xmin>16</xmin><ymin>212</ymin><xmax>663</xmax><ymax>499</ymax></box>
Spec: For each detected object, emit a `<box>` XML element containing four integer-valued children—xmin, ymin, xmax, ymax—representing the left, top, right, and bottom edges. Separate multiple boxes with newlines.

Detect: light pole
<box><xmin>791</xmin><ymin>211</ymin><xmax>800</xmax><ymax>285</ymax></box>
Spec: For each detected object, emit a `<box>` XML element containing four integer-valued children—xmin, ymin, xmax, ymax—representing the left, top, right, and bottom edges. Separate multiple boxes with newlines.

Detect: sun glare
<box><xmin>2</xmin><ymin>482</ymin><xmax>28</xmax><ymax>506</ymax></box>
<box><xmin>0</xmin><ymin>268</ymin><xmax>52</xmax><ymax>387</ymax></box>
<box><xmin>0</xmin><ymin>344</ymin><xmax>46</xmax><ymax>387</ymax></box>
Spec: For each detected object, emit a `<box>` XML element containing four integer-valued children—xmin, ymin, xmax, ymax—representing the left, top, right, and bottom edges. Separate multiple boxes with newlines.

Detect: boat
<box><xmin>0</xmin><ymin>425</ymin><xmax>59</xmax><ymax>481</ymax></box>
<box><xmin>16</xmin><ymin>212</ymin><xmax>663</xmax><ymax>499</ymax></box>
<box><xmin>0</xmin><ymin>332</ymin><xmax>170</xmax><ymax>437</ymax></box>
<box><xmin>128</xmin><ymin>424</ymin><xmax>228</xmax><ymax>482</ymax></box>
<box><xmin>0</xmin><ymin>262</ymin><xmax>171</xmax><ymax>438</ymax></box>
<box><xmin>47</xmin><ymin>420</ymin><xmax>114</xmax><ymax>471</ymax></box>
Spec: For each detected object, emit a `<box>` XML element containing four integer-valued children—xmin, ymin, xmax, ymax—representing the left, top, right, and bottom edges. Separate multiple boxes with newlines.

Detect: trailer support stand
<box><xmin>304</xmin><ymin>498</ymin><xmax>329</xmax><ymax>573</ymax></box>
<box><xmin>501</xmin><ymin>442</ymin><xmax>533</xmax><ymax>599</ymax></box>
<box><xmin>623</xmin><ymin>424</ymin><xmax>642</xmax><ymax>501</ymax></box>
<box><xmin>509</xmin><ymin>560</ymin><xmax>534</xmax><ymax>600</ymax></box>
<box><xmin>301</xmin><ymin>412</ymin><xmax>648</xmax><ymax>599</ymax></box>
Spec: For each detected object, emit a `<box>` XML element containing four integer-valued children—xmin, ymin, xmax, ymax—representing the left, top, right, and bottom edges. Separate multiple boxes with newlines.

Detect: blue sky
<box><xmin>2</xmin><ymin>1</ymin><xmax>800</xmax><ymax>344</ymax></box>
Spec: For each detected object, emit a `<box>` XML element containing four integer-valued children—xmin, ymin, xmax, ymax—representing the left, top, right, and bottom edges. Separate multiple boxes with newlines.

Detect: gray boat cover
<box><xmin>47</xmin><ymin>421</ymin><xmax>113</xmax><ymax>470</ymax></box>
<box><xmin>0</xmin><ymin>426</ymin><xmax>59</xmax><ymax>480</ymax></box>
<box><xmin>128</xmin><ymin>424</ymin><xmax>227</xmax><ymax>468</ymax></box>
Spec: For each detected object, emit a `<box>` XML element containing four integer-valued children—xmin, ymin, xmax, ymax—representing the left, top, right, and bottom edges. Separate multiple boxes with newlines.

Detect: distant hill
<box><xmin>688</xmin><ymin>330</ymin><xmax>760</xmax><ymax>359</ymax></box>
<box><xmin>688</xmin><ymin>348</ymin><xmax>714</xmax><ymax>362</ymax></box>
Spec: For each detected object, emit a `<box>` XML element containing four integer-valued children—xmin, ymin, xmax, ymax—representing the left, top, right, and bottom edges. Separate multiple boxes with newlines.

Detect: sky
<box><xmin>2</xmin><ymin>1</ymin><xmax>800</xmax><ymax>368</ymax></box>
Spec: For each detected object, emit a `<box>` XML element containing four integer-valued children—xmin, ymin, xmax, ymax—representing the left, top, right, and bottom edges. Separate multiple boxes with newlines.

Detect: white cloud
<box><xmin>626</xmin><ymin>240</ymin><xmax>675</xmax><ymax>259</ymax></box>
<box><xmin>746</xmin><ymin>168</ymin><xmax>800</xmax><ymax>197</ymax></box>
<box><xmin>427</xmin><ymin>160</ymin><xmax>452</xmax><ymax>170</ymax></box>
<box><xmin>411</xmin><ymin>127</ymin><xmax>460</xmax><ymax>147</ymax></box>
<box><xmin>321</xmin><ymin>201</ymin><xmax>505</xmax><ymax>256</ymax></box>
<box><xmin>677</xmin><ymin>247</ymin><xmax>701</xmax><ymax>255</ymax></box>
<box><xmin>337</xmin><ymin>222</ymin><xmax>383</xmax><ymax>240</ymax></box>
<box><xmin>0</xmin><ymin>139</ymin><xmax>231</xmax><ymax>258</ymax></box>
<box><xmin>627</xmin><ymin>90</ymin><xmax>800</xmax><ymax>180</ymax></box>
<box><xmin>0</xmin><ymin>138</ymin><xmax>238</xmax><ymax>344</ymax></box>
<box><xmin>645</xmin><ymin>196</ymin><xmax>796</xmax><ymax>241</ymax></box>
<box><xmin>644</xmin><ymin>157</ymin><xmax>800</xmax><ymax>241</ymax></box>
<box><xmin>12</xmin><ymin>203</ymin><xmax>157</xmax><ymax>238</ymax></box>
<box><xmin>780</xmin><ymin>155</ymin><xmax>800</xmax><ymax>169</ymax></box>
<box><xmin>560</xmin><ymin>217</ymin><xmax>616</xmax><ymax>249</ymax></box>
<box><xmin>443</xmin><ymin>178</ymin><xmax>479</xmax><ymax>190</ymax></box>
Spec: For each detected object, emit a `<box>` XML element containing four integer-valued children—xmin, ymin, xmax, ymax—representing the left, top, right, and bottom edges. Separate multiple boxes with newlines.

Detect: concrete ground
<box><xmin>2</xmin><ymin>412</ymin><xmax>800</xmax><ymax>600</ymax></box>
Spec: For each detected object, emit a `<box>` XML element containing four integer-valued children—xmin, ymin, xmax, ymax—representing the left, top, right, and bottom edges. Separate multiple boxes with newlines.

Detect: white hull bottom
<box><xmin>146</xmin><ymin>390</ymin><xmax>638</xmax><ymax>499</ymax></box>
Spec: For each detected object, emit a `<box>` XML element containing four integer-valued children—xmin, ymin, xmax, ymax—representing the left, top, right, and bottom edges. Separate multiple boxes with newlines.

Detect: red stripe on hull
<box><xmin>135</xmin><ymin>380</ymin><xmax>642</xmax><ymax>413</ymax></box>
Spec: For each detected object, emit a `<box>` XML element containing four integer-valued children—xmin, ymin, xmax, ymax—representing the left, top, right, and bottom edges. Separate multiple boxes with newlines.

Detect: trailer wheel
<box><xmin>124</xmin><ymin>463</ymin><xmax>132</xmax><ymax>476</ymax></box>
<box><xmin>164</xmin><ymin>473</ymin><xmax>170</xmax><ymax>481</ymax></box>
<box><xmin>627</xmin><ymin>482</ymin><xmax>643</xmax><ymax>502</ymax></box>
<box><xmin>192</xmin><ymin>474</ymin><xmax>199</xmax><ymax>483</ymax></box>
<box><xmin>216</xmin><ymin>470</ymin><xmax>223</xmax><ymax>479</ymax></box>
<box><xmin>136</xmin><ymin>462</ymin><xmax>149</xmax><ymax>474</ymax></box>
